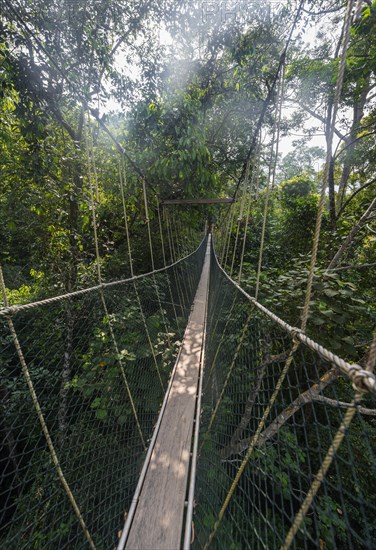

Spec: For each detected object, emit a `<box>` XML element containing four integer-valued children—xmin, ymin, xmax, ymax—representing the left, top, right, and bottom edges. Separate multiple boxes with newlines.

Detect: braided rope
<box><xmin>0</xmin><ymin>266</ymin><xmax>96</xmax><ymax>549</ymax></box>
<box><xmin>271</xmin><ymin>61</ymin><xmax>285</xmax><ymax>190</ymax></box>
<box><xmin>255</xmin><ymin>71</ymin><xmax>283</xmax><ymax>301</ymax></box>
<box><xmin>84</xmin><ymin>115</ymin><xmax>146</xmax><ymax>449</ymax></box>
<box><xmin>214</xmin><ymin>250</ymin><xmax>376</xmax><ymax>394</ymax></box>
<box><xmin>238</xmin><ymin>147</ymin><xmax>261</xmax><ymax>283</ymax></box>
<box><xmin>230</xmin><ymin>162</ymin><xmax>250</xmax><ymax>277</ymax></box>
<box><xmin>165</xmin><ymin>208</ymin><xmax>189</xmax><ymax>307</ymax></box>
<box><xmin>157</xmin><ymin>202</ymin><xmax>180</xmax><ymax>328</ymax></box>
<box><xmin>282</xmin><ymin>327</ymin><xmax>376</xmax><ymax>549</ymax></box>
<box><xmin>118</xmin><ymin>156</ymin><xmax>164</xmax><ymax>391</ymax></box>
<box><xmin>223</xmin><ymin>203</ymin><xmax>236</xmax><ymax>266</ymax></box>
<box><xmin>0</xmin><ymin>238</ymin><xmax>206</xmax><ymax>317</ymax></box>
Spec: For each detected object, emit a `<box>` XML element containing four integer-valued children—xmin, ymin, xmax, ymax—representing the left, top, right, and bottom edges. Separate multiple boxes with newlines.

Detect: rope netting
<box><xmin>193</xmin><ymin>246</ymin><xmax>376</xmax><ymax>549</ymax></box>
<box><xmin>0</xmin><ymin>238</ymin><xmax>207</xmax><ymax>549</ymax></box>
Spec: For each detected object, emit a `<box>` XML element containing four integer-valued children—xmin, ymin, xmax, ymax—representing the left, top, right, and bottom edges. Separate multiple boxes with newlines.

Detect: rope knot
<box><xmin>0</xmin><ymin>305</ymin><xmax>17</xmax><ymax>317</ymax></box>
<box><xmin>350</xmin><ymin>367</ymin><xmax>376</xmax><ymax>395</ymax></box>
<box><xmin>290</xmin><ymin>327</ymin><xmax>303</xmax><ymax>344</ymax></box>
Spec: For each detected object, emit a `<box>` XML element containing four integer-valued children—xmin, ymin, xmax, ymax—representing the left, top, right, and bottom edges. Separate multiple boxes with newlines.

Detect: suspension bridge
<box><xmin>1</xmin><ymin>0</ymin><xmax>376</xmax><ymax>548</ymax></box>
<box><xmin>1</xmin><ymin>215</ymin><xmax>376</xmax><ymax>549</ymax></box>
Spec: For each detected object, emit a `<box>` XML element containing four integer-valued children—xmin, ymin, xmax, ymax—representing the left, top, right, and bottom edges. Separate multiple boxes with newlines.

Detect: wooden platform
<box><xmin>120</xmin><ymin>237</ymin><xmax>211</xmax><ymax>550</ymax></box>
<box><xmin>160</xmin><ymin>197</ymin><xmax>234</xmax><ymax>205</ymax></box>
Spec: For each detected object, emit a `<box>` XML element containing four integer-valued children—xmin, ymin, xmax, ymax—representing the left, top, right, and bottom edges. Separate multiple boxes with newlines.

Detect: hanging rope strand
<box><xmin>118</xmin><ymin>156</ymin><xmax>164</xmax><ymax>390</ymax></box>
<box><xmin>84</xmin><ymin>114</ymin><xmax>146</xmax><ymax>449</ymax></box>
<box><xmin>271</xmin><ymin>60</ymin><xmax>285</xmax><ymax>190</ymax></box>
<box><xmin>0</xmin><ymin>265</ymin><xmax>97</xmax><ymax>550</ymax></box>
<box><xmin>238</xmin><ymin>144</ymin><xmax>261</xmax><ymax>283</ymax></box>
<box><xmin>157</xmin><ymin>202</ymin><xmax>180</xmax><ymax>328</ymax></box>
<box><xmin>230</xmin><ymin>161</ymin><xmax>250</xmax><ymax>277</ymax></box>
<box><xmin>223</xmin><ymin>203</ymin><xmax>236</xmax><ymax>267</ymax></box>
<box><xmin>141</xmin><ymin>179</ymin><xmax>172</xmax><ymax>344</ymax></box>
<box><xmin>255</xmin><ymin>69</ymin><xmax>284</xmax><ymax>301</ymax></box>
<box><xmin>300</xmin><ymin>0</ymin><xmax>355</xmax><ymax>331</ymax></box>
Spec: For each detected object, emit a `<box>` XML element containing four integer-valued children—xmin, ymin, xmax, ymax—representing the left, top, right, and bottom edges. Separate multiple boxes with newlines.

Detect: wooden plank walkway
<box><xmin>121</xmin><ymin>237</ymin><xmax>211</xmax><ymax>550</ymax></box>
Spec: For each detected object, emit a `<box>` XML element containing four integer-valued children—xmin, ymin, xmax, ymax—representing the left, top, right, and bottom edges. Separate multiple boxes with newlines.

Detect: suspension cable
<box><xmin>254</xmin><ymin>69</ymin><xmax>284</xmax><ymax>301</ymax></box>
<box><xmin>118</xmin><ymin>155</ymin><xmax>164</xmax><ymax>390</ymax></box>
<box><xmin>204</xmin><ymin>1</ymin><xmax>360</xmax><ymax>544</ymax></box>
<box><xmin>0</xmin><ymin>265</ymin><xmax>96</xmax><ymax>550</ymax></box>
<box><xmin>238</xmin><ymin>146</ymin><xmax>261</xmax><ymax>283</ymax></box>
<box><xmin>230</xmin><ymin>161</ymin><xmax>250</xmax><ymax>277</ymax></box>
<box><xmin>84</xmin><ymin>113</ymin><xmax>146</xmax><ymax>449</ymax></box>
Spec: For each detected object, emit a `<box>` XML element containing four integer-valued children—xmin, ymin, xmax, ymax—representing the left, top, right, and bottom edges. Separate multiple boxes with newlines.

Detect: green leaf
<box><xmin>323</xmin><ymin>288</ymin><xmax>339</xmax><ymax>297</ymax></box>
<box><xmin>96</xmin><ymin>409</ymin><xmax>108</xmax><ymax>420</ymax></box>
<box><xmin>312</xmin><ymin>317</ymin><xmax>325</xmax><ymax>325</ymax></box>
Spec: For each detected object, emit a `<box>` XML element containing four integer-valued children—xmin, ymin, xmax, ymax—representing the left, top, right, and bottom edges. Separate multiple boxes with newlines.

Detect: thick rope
<box><xmin>230</xmin><ymin>163</ymin><xmax>250</xmax><ymax>277</ymax></box>
<box><xmin>215</xmin><ymin>250</ymin><xmax>376</xmax><ymax>394</ymax></box>
<box><xmin>255</xmin><ymin>70</ymin><xmax>283</xmax><ymax>301</ymax></box>
<box><xmin>157</xmin><ymin>203</ymin><xmax>167</xmax><ymax>267</ymax></box>
<box><xmin>165</xmin><ymin>208</ymin><xmax>188</xmax><ymax>308</ymax></box>
<box><xmin>157</xmin><ymin>202</ymin><xmax>180</xmax><ymax>327</ymax></box>
<box><xmin>0</xmin><ymin>265</ymin><xmax>96</xmax><ymax>550</ymax></box>
<box><xmin>282</xmin><ymin>327</ymin><xmax>376</xmax><ymax>549</ymax></box>
<box><xmin>86</xmin><ymin>118</ymin><xmax>100</xmax><ymax>201</ymax></box>
<box><xmin>271</xmin><ymin>61</ymin><xmax>285</xmax><ymax>190</ymax></box>
<box><xmin>238</xmin><ymin>149</ymin><xmax>261</xmax><ymax>283</ymax></box>
<box><xmin>223</xmin><ymin>203</ymin><xmax>236</xmax><ymax>267</ymax></box>
<box><xmin>84</xmin><ymin>116</ymin><xmax>146</xmax><ymax>449</ymax></box>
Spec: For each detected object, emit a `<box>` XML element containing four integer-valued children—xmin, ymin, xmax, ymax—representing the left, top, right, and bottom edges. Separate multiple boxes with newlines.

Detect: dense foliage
<box><xmin>0</xmin><ymin>0</ymin><xmax>375</xmax><ymax>547</ymax></box>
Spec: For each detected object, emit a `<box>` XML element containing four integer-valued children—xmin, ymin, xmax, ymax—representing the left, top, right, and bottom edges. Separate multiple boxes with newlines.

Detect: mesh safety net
<box><xmin>193</xmin><ymin>248</ymin><xmax>376</xmax><ymax>550</ymax></box>
<box><xmin>0</xmin><ymin>238</ymin><xmax>206</xmax><ymax>549</ymax></box>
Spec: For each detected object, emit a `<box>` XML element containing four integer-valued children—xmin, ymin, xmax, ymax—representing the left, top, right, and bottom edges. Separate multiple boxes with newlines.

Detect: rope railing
<box><xmin>193</xmin><ymin>242</ymin><xmax>376</xmax><ymax>550</ymax></box>
<box><xmin>214</xmin><ymin>249</ymin><xmax>376</xmax><ymax>395</ymax></box>
<box><xmin>0</xmin><ymin>238</ymin><xmax>207</xmax><ymax>549</ymax></box>
<box><xmin>0</xmin><ymin>235</ymin><xmax>206</xmax><ymax>318</ymax></box>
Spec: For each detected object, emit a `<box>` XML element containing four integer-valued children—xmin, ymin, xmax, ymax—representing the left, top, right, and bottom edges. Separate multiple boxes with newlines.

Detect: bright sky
<box><xmin>104</xmin><ymin>0</ymin><xmax>344</xmax><ymax>165</ymax></box>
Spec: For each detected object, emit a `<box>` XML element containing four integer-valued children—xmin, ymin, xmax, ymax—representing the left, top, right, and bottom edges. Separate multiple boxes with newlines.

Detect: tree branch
<box><xmin>336</xmin><ymin>177</ymin><xmax>376</xmax><ymax>218</ymax></box>
<box><xmin>311</xmin><ymin>395</ymin><xmax>376</xmax><ymax>415</ymax></box>
<box><xmin>327</xmin><ymin>196</ymin><xmax>376</xmax><ymax>270</ymax></box>
<box><xmin>334</xmin><ymin>130</ymin><xmax>376</xmax><ymax>161</ymax></box>
<box><xmin>221</xmin><ymin>368</ymin><xmax>339</xmax><ymax>459</ymax></box>
<box><xmin>228</xmin><ymin>351</ymin><xmax>290</xmax><ymax>448</ymax></box>
<box><xmin>285</xmin><ymin>98</ymin><xmax>346</xmax><ymax>141</ymax></box>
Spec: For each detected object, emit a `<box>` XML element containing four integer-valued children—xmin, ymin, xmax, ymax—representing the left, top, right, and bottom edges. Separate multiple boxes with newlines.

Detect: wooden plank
<box><xmin>160</xmin><ymin>197</ymin><xmax>234</xmax><ymax>205</ymax></box>
<box><xmin>124</xmin><ymin>238</ymin><xmax>211</xmax><ymax>550</ymax></box>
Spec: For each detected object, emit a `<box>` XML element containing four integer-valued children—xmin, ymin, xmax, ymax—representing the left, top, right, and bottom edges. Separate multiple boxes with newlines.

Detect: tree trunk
<box><xmin>327</xmin><ymin>196</ymin><xmax>376</xmax><ymax>270</ymax></box>
<box><xmin>337</xmin><ymin>78</ymin><xmax>371</xmax><ymax>214</ymax></box>
<box><xmin>59</xmin><ymin>107</ymin><xmax>84</xmax><ymax>446</ymax></box>
<box><xmin>58</xmin><ymin>306</ymin><xmax>74</xmax><ymax>446</ymax></box>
